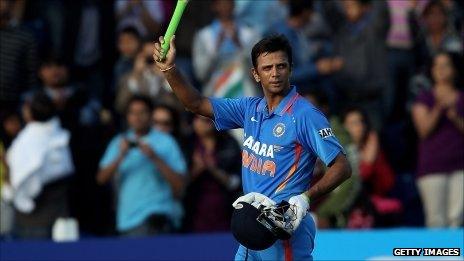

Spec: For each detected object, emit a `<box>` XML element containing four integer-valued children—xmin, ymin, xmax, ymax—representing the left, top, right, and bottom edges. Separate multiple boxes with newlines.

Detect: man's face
<box><xmin>127</xmin><ymin>101</ymin><xmax>151</xmax><ymax>132</ymax></box>
<box><xmin>214</xmin><ymin>0</ymin><xmax>234</xmax><ymax>20</ymax></box>
<box><xmin>424</xmin><ymin>5</ymin><xmax>446</xmax><ymax>33</ymax></box>
<box><xmin>252</xmin><ymin>51</ymin><xmax>291</xmax><ymax>95</ymax></box>
<box><xmin>152</xmin><ymin>108</ymin><xmax>174</xmax><ymax>134</ymax></box>
<box><xmin>39</xmin><ymin>64</ymin><xmax>69</xmax><ymax>88</ymax></box>
<box><xmin>343</xmin><ymin>0</ymin><xmax>364</xmax><ymax>23</ymax></box>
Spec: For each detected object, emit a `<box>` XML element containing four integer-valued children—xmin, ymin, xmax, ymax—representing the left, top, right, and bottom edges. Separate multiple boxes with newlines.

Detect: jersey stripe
<box><xmin>275</xmin><ymin>142</ymin><xmax>303</xmax><ymax>193</ymax></box>
<box><xmin>280</xmin><ymin>93</ymin><xmax>300</xmax><ymax>115</ymax></box>
<box><xmin>283</xmin><ymin>240</ymin><xmax>293</xmax><ymax>261</ymax></box>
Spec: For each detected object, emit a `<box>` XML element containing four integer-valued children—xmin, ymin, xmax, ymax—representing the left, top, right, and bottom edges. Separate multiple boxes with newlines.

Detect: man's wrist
<box><xmin>160</xmin><ymin>64</ymin><xmax>176</xmax><ymax>73</ymax></box>
<box><xmin>301</xmin><ymin>192</ymin><xmax>311</xmax><ymax>204</ymax></box>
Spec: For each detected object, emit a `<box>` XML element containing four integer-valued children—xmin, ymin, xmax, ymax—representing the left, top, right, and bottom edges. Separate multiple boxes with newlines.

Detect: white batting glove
<box><xmin>232</xmin><ymin>192</ymin><xmax>276</xmax><ymax>209</ymax></box>
<box><xmin>288</xmin><ymin>193</ymin><xmax>310</xmax><ymax>231</ymax></box>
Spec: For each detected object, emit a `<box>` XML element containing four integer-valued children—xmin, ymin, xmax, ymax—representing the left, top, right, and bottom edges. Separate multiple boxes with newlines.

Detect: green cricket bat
<box><xmin>159</xmin><ymin>0</ymin><xmax>189</xmax><ymax>61</ymax></box>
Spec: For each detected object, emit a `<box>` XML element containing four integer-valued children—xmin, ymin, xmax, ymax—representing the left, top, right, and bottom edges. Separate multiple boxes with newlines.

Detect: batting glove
<box><xmin>232</xmin><ymin>192</ymin><xmax>276</xmax><ymax>209</ymax></box>
<box><xmin>288</xmin><ymin>193</ymin><xmax>310</xmax><ymax>231</ymax></box>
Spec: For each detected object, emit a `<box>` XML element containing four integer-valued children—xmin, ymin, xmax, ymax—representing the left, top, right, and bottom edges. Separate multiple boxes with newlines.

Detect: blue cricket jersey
<box><xmin>209</xmin><ymin>86</ymin><xmax>344</xmax><ymax>203</ymax></box>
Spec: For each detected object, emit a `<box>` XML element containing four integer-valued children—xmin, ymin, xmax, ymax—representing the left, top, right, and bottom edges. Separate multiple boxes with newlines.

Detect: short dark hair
<box><xmin>125</xmin><ymin>95</ymin><xmax>154</xmax><ymax>114</ymax></box>
<box><xmin>289</xmin><ymin>0</ymin><xmax>313</xmax><ymax>17</ymax></box>
<box><xmin>29</xmin><ymin>91</ymin><xmax>56</xmax><ymax>122</ymax></box>
<box><xmin>422</xmin><ymin>0</ymin><xmax>446</xmax><ymax>17</ymax></box>
<box><xmin>119</xmin><ymin>26</ymin><xmax>141</xmax><ymax>40</ymax></box>
<box><xmin>251</xmin><ymin>34</ymin><xmax>293</xmax><ymax>69</ymax></box>
<box><xmin>40</xmin><ymin>54</ymin><xmax>67</xmax><ymax>68</ymax></box>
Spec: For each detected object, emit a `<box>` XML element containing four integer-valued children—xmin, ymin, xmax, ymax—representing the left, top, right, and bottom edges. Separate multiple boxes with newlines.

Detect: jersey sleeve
<box><xmin>296</xmin><ymin>108</ymin><xmax>345</xmax><ymax>166</ymax></box>
<box><xmin>208</xmin><ymin>97</ymin><xmax>249</xmax><ymax>130</ymax></box>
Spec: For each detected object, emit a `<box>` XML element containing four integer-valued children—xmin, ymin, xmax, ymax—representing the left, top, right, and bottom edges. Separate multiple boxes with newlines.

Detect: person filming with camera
<box><xmin>97</xmin><ymin>95</ymin><xmax>186</xmax><ymax>237</ymax></box>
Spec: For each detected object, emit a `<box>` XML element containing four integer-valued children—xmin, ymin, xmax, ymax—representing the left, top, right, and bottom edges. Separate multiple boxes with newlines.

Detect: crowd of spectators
<box><xmin>0</xmin><ymin>0</ymin><xmax>463</xmax><ymax>240</ymax></box>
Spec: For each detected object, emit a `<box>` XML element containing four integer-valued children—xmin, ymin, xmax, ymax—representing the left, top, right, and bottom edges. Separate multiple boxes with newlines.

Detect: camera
<box><xmin>128</xmin><ymin>140</ymin><xmax>138</xmax><ymax>148</ymax></box>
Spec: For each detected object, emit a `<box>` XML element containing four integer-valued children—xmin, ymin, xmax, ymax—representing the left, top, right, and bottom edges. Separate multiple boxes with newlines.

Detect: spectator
<box><xmin>342</xmin><ymin>107</ymin><xmax>402</xmax><ymax>228</ymax></box>
<box><xmin>97</xmin><ymin>95</ymin><xmax>186</xmax><ymax>236</ymax></box>
<box><xmin>115</xmin><ymin>0</ymin><xmax>163</xmax><ymax>38</ymax></box>
<box><xmin>0</xmin><ymin>0</ymin><xmax>38</xmax><ymax>111</ymax></box>
<box><xmin>410</xmin><ymin>0</ymin><xmax>463</xmax><ymax>71</ymax></box>
<box><xmin>114</xmin><ymin>26</ymin><xmax>142</xmax><ymax>95</ymax></box>
<box><xmin>115</xmin><ymin>42</ymin><xmax>176</xmax><ymax>115</ymax></box>
<box><xmin>411</xmin><ymin>51</ymin><xmax>464</xmax><ymax>227</ymax></box>
<box><xmin>268</xmin><ymin>0</ymin><xmax>343</xmax><ymax>101</ymax></box>
<box><xmin>183</xmin><ymin>115</ymin><xmax>241</xmax><ymax>232</ymax></box>
<box><xmin>64</xmin><ymin>0</ymin><xmax>115</xmax><ymax>102</ymax></box>
<box><xmin>193</xmin><ymin>0</ymin><xmax>260</xmax><ymax>98</ymax></box>
<box><xmin>152</xmin><ymin>103</ymin><xmax>191</xmax><ymax>163</ymax></box>
<box><xmin>386</xmin><ymin>0</ymin><xmax>418</xmax><ymax>122</ymax></box>
<box><xmin>234</xmin><ymin>0</ymin><xmax>288</xmax><ymax>35</ymax></box>
<box><xmin>0</xmin><ymin>110</ymin><xmax>22</xmax><ymax>149</ymax></box>
<box><xmin>33</xmin><ymin>56</ymin><xmax>102</xmax><ymax>131</ymax></box>
<box><xmin>5</xmin><ymin>92</ymin><xmax>74</xmax><ymax>239</ymax></box>
<box><xmin>20</xmin><ymin>0</ymin><xmax>66</xmax><ymax>59</ymax></box>
<box><xmin>33</xmin><ymin>55</ymin><xmax>115</xmax><ymax>235</ymax></box>
<box><xmin>321</xmin><ymin>0</ymin><xmax>391</xmax><ymax>129</ymax></box>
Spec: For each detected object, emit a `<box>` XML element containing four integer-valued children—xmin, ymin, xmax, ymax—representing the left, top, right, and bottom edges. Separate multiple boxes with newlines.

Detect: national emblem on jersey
<box><xmin>273</xmin><ymin>123</ymin><xmax>286</xmax><ymax>137</ymax></box>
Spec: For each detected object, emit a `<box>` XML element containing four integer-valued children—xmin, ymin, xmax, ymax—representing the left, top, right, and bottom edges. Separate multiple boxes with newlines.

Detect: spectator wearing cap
<box><xmin>97</xmin><ymin>95</ymin><xmax>186</xmax><ymax>236</ymax></box>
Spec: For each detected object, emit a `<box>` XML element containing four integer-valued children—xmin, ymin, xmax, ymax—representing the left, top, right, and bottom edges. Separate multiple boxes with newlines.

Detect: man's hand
<box><xmin>153</xmin><ymin>36</ymin><xmax>176</xmax><ymax>70</ymax></box>
<box><xmin>119</xmin><ymin>138</ymin><xmax>130</xmax><ymax>157</ymax></box>
<box><xmin>232</xmin><ymin>192</ymin><xmax>276</xmax><ymax>209</ymax></box>
<box><xmin>288</xmin><ymin>193</ymin><xmax>310</xmax><ymax>231</ymax></box>
<box><xmin>138</xmin><ymin>141</ymin><xmax>157</xmax><ymax>159</ymax></box>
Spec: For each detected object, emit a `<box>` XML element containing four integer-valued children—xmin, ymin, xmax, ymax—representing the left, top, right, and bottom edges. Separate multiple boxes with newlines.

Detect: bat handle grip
<box><xmin>159</xmin><ymin>0</ymin><xmax>188</xmax><ymax>61</ymax></box>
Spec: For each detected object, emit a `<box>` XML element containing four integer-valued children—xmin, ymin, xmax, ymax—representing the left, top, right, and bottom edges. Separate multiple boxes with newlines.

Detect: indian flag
<box><xmin>204</xmin><ymin>61</ymin><xmax>255</xmax><ymax>98</ymax></box>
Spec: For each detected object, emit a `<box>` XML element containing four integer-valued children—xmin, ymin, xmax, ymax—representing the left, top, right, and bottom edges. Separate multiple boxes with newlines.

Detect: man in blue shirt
<box><xmin>97</xmin><ymin>95</ymin><xmax>186</xmax><ymax>236</ymax></box>
<box><xmin>154</xmin><ymin>35</ymin><xmax>351</xmax><ymax>260</ymax></box>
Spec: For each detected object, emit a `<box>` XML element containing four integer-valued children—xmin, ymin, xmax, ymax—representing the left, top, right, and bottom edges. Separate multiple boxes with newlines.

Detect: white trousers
<box><xmin>417</xmin><ymin>170</ymin><xmax>464</xmax><ymax>227</ymax></box>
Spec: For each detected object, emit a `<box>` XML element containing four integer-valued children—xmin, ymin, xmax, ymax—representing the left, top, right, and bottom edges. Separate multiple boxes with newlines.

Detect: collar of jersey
<box><xmin>257</xmin><ymin>86</ymin><xmax>298</xmax><ymax>117</ymax></box>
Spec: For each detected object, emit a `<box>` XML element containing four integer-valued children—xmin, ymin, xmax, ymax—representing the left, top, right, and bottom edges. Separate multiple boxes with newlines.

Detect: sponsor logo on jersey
<box><xmin>243</xmin><ymin>136</ymin><xmax>274</xmax><ymax>158</ymax></box>
<box><xmin>242</xmin><ymin>136</ymin><xmax>276</xmax><ymax>177</ymax></box>
<box><xmin>318</xmin><ymin>128</ymin><xmax>333</xmax><ymax>139</ymax></box>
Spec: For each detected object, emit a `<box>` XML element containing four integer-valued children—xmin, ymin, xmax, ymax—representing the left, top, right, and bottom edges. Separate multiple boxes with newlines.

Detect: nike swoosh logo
<box><xmin>251</xmin><ymin>116</ymin><xmax>258</xmax><ymax>122</ymax></box>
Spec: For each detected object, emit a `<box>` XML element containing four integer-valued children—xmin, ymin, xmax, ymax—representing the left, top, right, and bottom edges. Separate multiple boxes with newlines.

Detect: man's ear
<box><xmin>251</xmin><ymin>68</ymin><xmax>260</xmax><ymax>82</ymax></box>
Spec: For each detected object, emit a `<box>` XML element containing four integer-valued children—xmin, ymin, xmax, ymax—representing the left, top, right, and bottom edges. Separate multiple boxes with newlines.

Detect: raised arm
<box><xmin>153</xmin><ymin>36</ymin><xmax>213</xmax><ymax>118</ymax></box>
